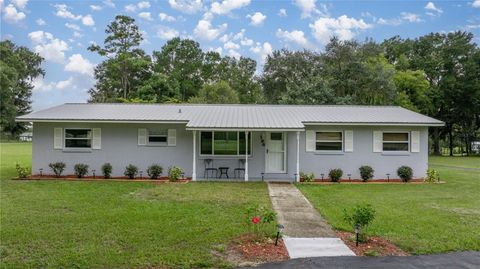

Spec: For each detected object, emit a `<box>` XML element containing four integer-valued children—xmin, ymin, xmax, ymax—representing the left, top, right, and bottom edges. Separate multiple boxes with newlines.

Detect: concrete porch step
<box><xmin>283</xmin><ymin>237</ymin><xmax>356</xmax><ymax>258</ymax></box>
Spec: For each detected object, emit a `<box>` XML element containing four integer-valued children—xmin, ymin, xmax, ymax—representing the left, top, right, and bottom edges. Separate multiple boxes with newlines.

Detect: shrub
<box><xmin>167</xmin><ymin>166</ymin><xmax>183</xmax><ymax>182</ymax></box>
<box><xmin>424</xmin><ymin>168</ymin><xmax>440</xmax><ymax>183</ymax></box>
<box><xmin>16</xmin><ymin>164</ymin><xmax>29</xmax><ymax>179</ymax></box>
<box><xmin>102</xmin><ymin>163</ymin><xmax>112</xmax><ymax>179</ymax></box>
<box><xmin>300</xmin><ymin>171</ymin><xmax>315</xmax><ymax>182</ymax></box>
<box><xmin>397</xmin><ymin>166</ymin><xmax>413</xmax><ymax>182</ymax></box>
<box><xmin>49</xmin><ymin>162</ymin><xmax>66</xmax><ymax>178</ymax></box>
<box><xmin>124</xmin><ymin>164</ymin><xmax>138</xmax><ymax>179</ymax></box>
<box><xmin>147</xmin><ymin>164</ymin><xmax>163</xmax><ymax>179</ymax></box>
<box><xmin>343</xmin><ymin>204</ymin><xmax>376</xmax><ymax>242</ymax></box>
<box><xmin>329</xmin><ymin>168</ymin><xmax>343</xmax><ymax>182</ymax></box>
<box><xmin>359</xmin><ymin>165</ymin><xmax>374</xmax><ymax>182</ymax></box>
<box><xmin>244</xmin><ymin>205</ymin><xmax>277</xmax><ymax>236</ymax></box>
<box><xmin>74</xmin><ymin>163</ymin><xmax>89</xmax><ymax>178</ymax></box>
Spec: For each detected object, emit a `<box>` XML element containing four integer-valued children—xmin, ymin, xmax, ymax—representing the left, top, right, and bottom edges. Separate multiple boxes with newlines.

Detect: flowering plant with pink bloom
<box><xmin>245</xmin><ymin>205</ymin><xmax>277</xmax><ymax>236</ymax></box>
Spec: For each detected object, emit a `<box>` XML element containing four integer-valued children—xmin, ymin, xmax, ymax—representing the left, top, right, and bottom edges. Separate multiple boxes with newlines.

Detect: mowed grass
<box><xmin>0</xmin><ymin>143</ymin><xmax>272</xmax><ymax>268</ymax></box>
<box><xmin>429</xmin><ymin>155</ymin><xmax>480</xmax><ymax>169</ymax></box>
<box><xmin>298</xmin><ymin>157</ymin><xmax>480</xmax><ymax>255</ymax></box>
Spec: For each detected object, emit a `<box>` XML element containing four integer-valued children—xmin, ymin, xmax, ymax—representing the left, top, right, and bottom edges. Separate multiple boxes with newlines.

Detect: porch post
<box><xmin>192</xmin><ymin>130</ymin><xmax>197</xmax><ymax>181</ymax></box>
<box><xmin>296</xmin><ymin>131</ymin><xmax>300</xmax><ymax>182</ymax></box>
<box><xmin>244</xmin><ymin>131</ymin><xmax>249</xmax><ymax>181</ymax></box>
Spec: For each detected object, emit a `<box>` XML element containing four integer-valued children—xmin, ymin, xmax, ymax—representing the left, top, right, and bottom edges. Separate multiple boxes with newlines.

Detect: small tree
<box><xmin>343</xmin><ymin>204</ymin><xmax>376</xmax><ymax>242</ymax></box>
<box><xmin>359</xmin><ymin>166</ymin><xmax>374</xmax><ymax>182</ymax></box>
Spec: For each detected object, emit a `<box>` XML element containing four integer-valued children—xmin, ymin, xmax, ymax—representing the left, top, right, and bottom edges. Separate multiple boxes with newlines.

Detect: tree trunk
<box><xmin>432</xmin><ymin>128</ymin><xmax>441</xmax><ymax>155</ymax></box>
<box><xmin>449</xmin><ymin>128</ymin><xmax>453</xmax><ymax>156</ymax></box>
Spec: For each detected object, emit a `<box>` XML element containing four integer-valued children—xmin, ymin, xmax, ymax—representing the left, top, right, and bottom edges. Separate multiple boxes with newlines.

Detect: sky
<box><xmin>2</xmin><ymin>0</ymin><xmax>480</xmax><ymax>111</ymax></box>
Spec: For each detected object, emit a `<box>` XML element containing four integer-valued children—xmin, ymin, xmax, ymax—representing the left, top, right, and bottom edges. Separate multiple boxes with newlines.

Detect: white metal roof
<box><xmin>17</xmin><ymin>103</ymin><xmax>444</xmax><ymax>129</ymax></box>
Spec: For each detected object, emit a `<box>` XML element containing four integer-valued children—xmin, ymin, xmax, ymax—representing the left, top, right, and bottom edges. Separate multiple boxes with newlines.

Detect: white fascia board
<box><xmin>15</xmin><ymin>119</ymin><xmax>189</xmax><ymax>124</ymax></box>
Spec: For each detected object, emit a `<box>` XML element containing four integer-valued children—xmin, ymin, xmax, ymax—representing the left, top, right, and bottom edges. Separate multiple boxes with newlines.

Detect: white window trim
<box><xmin>382</xmin><ymin>131</ymin><xmax>410</xmax><ymax>152</ymax></box>
<box><xmin>147</xmin><ymin>129</ymin><xmax>168</xmax><ymax>145</ymax></box>
<box><xmin>199</xmin><ymin>131</ymin><xmax>253</xmax><ymax>157</ymax></box>
<box><xmin>64</xmin><ymin>128</ymin><xmax>92</xmax><ymax>149</ymax></box>
<box><xmin>315</xmin><ymin>131</ymin><xmax>344</xmax><ymax>152</ymax></box>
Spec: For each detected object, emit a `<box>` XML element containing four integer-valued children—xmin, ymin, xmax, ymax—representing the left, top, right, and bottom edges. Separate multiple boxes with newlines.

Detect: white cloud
<box><xmin>11</xmin><ymin>0</ymin><xmax>28</xmax><ymax>9</ymax></box>
<box><xmin>473</xmin><ymin>0</ymin><xmax>480</xmax><ymax>7</ymax></box>
<box><xmin>36</xmin><ymin>18</ymin><xmax>46</xmax><ymax>25</ymax></box>
<box><xmin>125</xmin><ymin>1</ymin><xmax>150</xmax><ymax>12</ymax></box>
<box><xmin>425</xmin><ymin>2</ymin><xmax>443</xmax><ymax>15</ymax></box>
<box><xmin>220</xmin><ymin>29</ymin><xmax>253</xmax><ymax>47</ymax></box>
<box><xmin>193</xmin><ymin>19</ymin><xmax>227</xmax><ymax>41</ymax></box>
<box><xmin>250</xmin><ymin>42</ymin><xmax>272</xmax><ymax>61</ymax></box>
<box><xmin>138</xmin><ymin>12</ymin><xmax>152</xmax><ymax>21</ymax></box>
<box><xmin>73</xmin><ymin>31</ymin><xmax>83</xmax><ymax>38</ymax></box>
<box><xmin>90</xmin><ymin>5</ymin><xmax>102</xmax><ymax>11</ymax></box>
<box><xmin>310</xmin><ymin>15</ymin><xmax>372</xmax><ymax>44</ymax></box>
<box><xmin>276</xmin><ymin>28</ymin><xmax>312</xmax><ymax>48</ymax></box>
<box><xmin>3</xmin><ymin>4</ymin><xmax>26</xmax><ymax>23</ymax></box>
<box><xmin>65</xmin><ymin>23</ymin><xmax>80</xmax><ymax>31</ymax></box>
<box><xmin>28</xmin><ymin>31</ymin><xmax>70</xmax><ymax>63</ymax></box>
<box><xmin>168</xmin><ymin>0</ymin><xmax>203</xmax><ymax>14</ymax></box>
<box><xmin>224</xmin><ymin>40</ymin><xmax>240</xmax><ymax>50</ymax></box>
<box><xmin>211</xmin><ymin>0</ymin><xmax>250</xmax><ymax>15</ymax></box>
<box><xmin>159</xmin><ymin>12</ymin><xmax>176</xmax><ymax>22</ymax></box>
<box><xmin>247</xmin><ymin>12</ymin><xmax>266</xmax><ymax>26</ymax></box>
<box><xmin>227</xmin><ymin>49</ymin><xmax>241</xmax><ymax>59</ymax></box>
<box><xmin>377</xmin><ymin>17</ymin><xmax>402</xmax><ymax>26</ymax></box>
<box><xmin>56</xmin><ymin>77</ymin><xmax>74</xmax><ymax>90</ymax></box>
<box><xmin>156</xmin><ymin>26</ymin><xmax>179</xmax><ymax>39</ymax></box>
<box><xmin>278</xmin><ymin>8</ymin><xmax>287</xmax><ymax>17</ymax></box>
<box><xmin>65</xmin><ymin>54</ymin><xmax>94</xmax><ymax>77</ymax></box>
<box><xmin>54</xmin><ymin>4</ymin><xmax>82</xmax><ymax>20</ymax></box>
<box><xmin>294</xmin><ymin>0</ymin><xmax>328</xmax><ymax>18</ymax></box>
<box><xmin>33</xmin><ymin>77</ymin><xmax>56</xmax><ymax>92</ymax></box>
<box><xmin>103</xmin><ymin>0</ymin><xmax>115</xmax><ymax>8</ymax></box>
<box><xmin>400</xmin><ymin>12</ymin><xmax>422</xmax><ymax>22</ymax></box>
<box><xmin>81</xmin><ymin>14</ymin><xmax>95</xmax><ymax>26</ymax></box>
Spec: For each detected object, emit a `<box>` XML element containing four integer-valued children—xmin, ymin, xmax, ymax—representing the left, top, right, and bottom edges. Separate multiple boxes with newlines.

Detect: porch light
<box><xmin>354</xmin><ymin>223</ymin><xmax>361</xmax><ymax>246</ymax></box>
<box><xmin>92</xmin><ymin>169</ymin><xmax>96</xmax><ymax>179</ymax></box>
<box><xmin>275</xmin><ymin>224</ymin><xmax>284</xmax><ymax>246</ymax></box>
<box><xmin>39</xmin><ymin>168</ymin><xmax>43</xmax><ymax>177</ymax></box>
<box><xmin>386</xmin><ymin>173</ymin><xmax>390</xmax><ymax>182</ymax></box>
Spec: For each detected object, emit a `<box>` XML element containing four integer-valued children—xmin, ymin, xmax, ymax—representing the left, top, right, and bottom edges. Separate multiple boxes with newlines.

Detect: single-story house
<box><xmin>17</xmin><ymin>103</ymin><xmax>444</xmax><ymax>181</ymax></box>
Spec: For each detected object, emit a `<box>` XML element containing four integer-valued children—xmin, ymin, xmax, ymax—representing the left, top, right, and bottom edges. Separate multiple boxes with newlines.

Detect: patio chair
<box><xmin>204</xmin><ymin>159</ymin><xmax>218</xmax><ymax>179</ymax></box>
<box><xmin>233</xmin><ymin>159</ymin><xmax>246</xmax><ymax>178</ymax></box>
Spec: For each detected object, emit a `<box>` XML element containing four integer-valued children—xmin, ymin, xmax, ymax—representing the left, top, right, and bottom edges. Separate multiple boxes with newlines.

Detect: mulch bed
<box><xmin>13</xmin><ymin>175</ymin><xmax>191</xmax><ymax>183</ymax></box>
<box><xmin>216</xmin><ymin>233</ymin><xmax>289</xmax><ymax>267</ymax></box>
<box><xmin>301</xmin><ymin>178</ymin><xmax>426</xmax><ymax>184</ymax></box>
<box><xmin>337</xmin><ymin>231</ymin><xmax>409</xmax><ymax>256</ymax></box>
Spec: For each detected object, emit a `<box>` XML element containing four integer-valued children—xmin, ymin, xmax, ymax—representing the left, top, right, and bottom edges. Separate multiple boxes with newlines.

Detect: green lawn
<box><xmin>429</xmin><ymin>155</ymin><xmax>480</xmax><ymax>169</ymax></box>
<box><xmin>0</xmin><ymin>143</ymin><xmax>272</xmax><ymax>268</ymax></box>
<box><xmin>298</xmin><ymin>158</ymin><xmax>480</xmax><ymax>255</ymax></box>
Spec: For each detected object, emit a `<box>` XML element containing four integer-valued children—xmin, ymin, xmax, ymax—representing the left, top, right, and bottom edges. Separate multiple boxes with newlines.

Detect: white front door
<box><xmin>265</xmin><ymin>132</ymin><xmax>286</xmax><ymax>173</ymax></box>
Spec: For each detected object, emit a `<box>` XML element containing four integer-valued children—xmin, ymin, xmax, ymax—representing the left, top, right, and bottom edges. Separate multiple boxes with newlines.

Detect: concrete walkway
<box><xmin>268</xmin><ymin>183</ymin><xmax>355</xmax><ymax>258</ymax></box>
<box><xmin>244</xmin><ymin>251</ymin><xmax>480</xmax><ymax>269</ymax></box>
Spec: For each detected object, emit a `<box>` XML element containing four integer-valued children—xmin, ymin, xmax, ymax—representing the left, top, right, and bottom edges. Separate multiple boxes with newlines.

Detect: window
<box><xmin>383</xmin><ymin>132</ymin><xmax>409</xmax><ymax>151</ymax></box>
<box><xmin>315</xmin><ymin>132</ymin><xmax>343</xmax><ymax>151</ymax></box>
<box><xmin>65</xmin><ymin>129</ymin><xmax>92</xmax><ymax>148</ymax></box>
<box><xmin>148</xmin><ymin>129</ymin><xmax>167</xmax><ymax>144</ymax></box>
<box><xmin>200</xmin><ymin>131</ymin><xmax>251</xmax><ymax>156</ymax></box>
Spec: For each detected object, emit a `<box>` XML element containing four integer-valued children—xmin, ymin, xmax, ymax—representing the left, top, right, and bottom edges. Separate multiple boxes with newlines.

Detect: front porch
<box><xmin>189</xmin><ymin>130</ymin><xmax>302</xmax><ymax>182</ymax></box>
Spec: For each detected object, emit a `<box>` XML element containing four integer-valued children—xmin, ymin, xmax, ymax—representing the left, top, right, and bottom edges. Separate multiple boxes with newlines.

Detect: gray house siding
<box><xmin>32</xmin><ymin>122</ymin><xmax>428</xmax><ymax>180</ymax></box>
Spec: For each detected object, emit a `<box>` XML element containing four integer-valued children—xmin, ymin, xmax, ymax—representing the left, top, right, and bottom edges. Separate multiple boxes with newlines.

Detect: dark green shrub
<box><xmin>329</xmin><ymin>168</ymin><xmax>343</xmax><ymax>182</ymax></box>
<box><xmin>147</xmin><ymin>164</ymin><xmax>163</xmax><ymax>179</ymax></box>
<box><xmin>74</xmin><ymin>163</ymin><xmax>89</xmax><ymax>178</ymax></box>
<box><xmin>16</xmin><ymin>164</ymin><xmax>29</xmax><ymax>178</ymax></box>
<box><xmin>49</xmin><ymin>162</ymin><xmax>66</xmax><ymax>178</ymax></box>
<box><xmin>124</xmin><ymin>164</ymin><xmax>138</xmax><ymax>179</ymax></box>
<box><xmin>397</xmin><ymin>166</ymin><xmax>413</xmax><ymax>182</ymax></box>
<box><xmin>300</xmin><ymin>171</ymin><xmax>314</xmax><ymax>182</ymax></box>
<box><xmin>343</xmin><ymin>204</ymin><xmax>376</xmax><ymax>242</ymax></box>
<box><xmin>102</xmin><ymin>163</ymin><xmax>112</xmax><ymax>179</ymax></box>
<box><xmin>359</xmin><ymin>165</ymin><xmax>374</xmax><ymax>182</ymax></box>
<box><xmin>167</xmin><ymin>166</ymin><xmax>183</xmax><ymax>182</ymax></box>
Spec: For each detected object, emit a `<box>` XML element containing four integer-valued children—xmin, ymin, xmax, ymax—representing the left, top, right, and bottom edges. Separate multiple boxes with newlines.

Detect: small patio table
<box><xmin>218</xmin><ymin>167</ymin><xmax>229</xmax><ymax>179</ymax></box>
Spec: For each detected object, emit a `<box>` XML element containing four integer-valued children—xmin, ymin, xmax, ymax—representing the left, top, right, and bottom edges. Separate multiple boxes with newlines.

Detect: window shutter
<box><xmin>168</xmin><ymin>129</ymin><xmax>176</xmax><ymax>146</ymax></box>
<box><xmin>306</xmin><ymin>130</ymin><xmax>315</xmax><ymax>152</ymax></box>
<box><xmin>411</xmin><ymin>131</ymin><xmax>420</xmax><ymax>153</ymax></box>
<box><xmin>54</xmin><ymin>128</ymin><xmax>63</xmax><ymax>149</ymax></box>
<box><xmin>92</xmin><ymin>128</ymin><xmax>101</xmax><ymax>149</ymax></box>
<box><xmin>138</xmin><ymin>128</ymin><xmax>147</xmax><ymax>146</ymax></box>
<box><xmin>373</xmin><ymin>131</ymin><xmax>382</xmax><ymax>152</ymax></box>
<box><xmin>344</xmin><ymin>130</ymin><xmax>353</xmax><ymax>152</ymax></box>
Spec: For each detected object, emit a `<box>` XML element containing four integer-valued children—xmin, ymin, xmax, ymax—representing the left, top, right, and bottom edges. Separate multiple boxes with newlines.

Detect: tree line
<box><xmin>1</xmin><ymin>15</ymin><xmax>479</xmax><ymax>155</ymax></box>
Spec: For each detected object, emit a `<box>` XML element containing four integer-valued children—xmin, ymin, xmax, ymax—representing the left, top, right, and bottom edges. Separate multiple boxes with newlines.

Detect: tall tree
<box><xmin>88</xmin><ymin>15</ymin><xmax>151</xmax><ymax>101</ymax></box>
<box><xmin>188</xmin><ymin>81</ymin><xmax>239</xmax><ymax>104</ymax></box>
<box><xmin>0</xmin><ymin>40</ymin><xmax>44</xmax><ymax>137</ymax></box>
